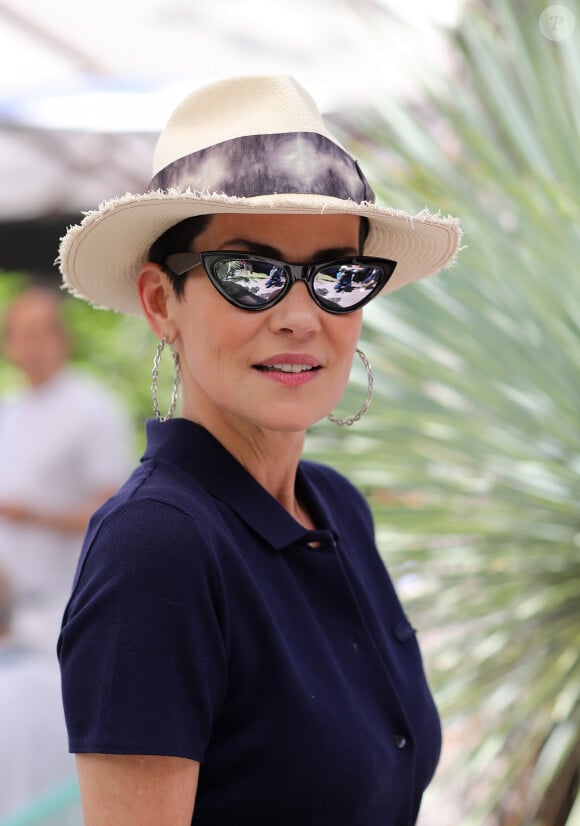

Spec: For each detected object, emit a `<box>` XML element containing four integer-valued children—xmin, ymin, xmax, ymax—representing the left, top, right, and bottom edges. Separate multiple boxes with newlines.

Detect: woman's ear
<box><xmin>137</xmin><ymin>264</ymin><xmax>176</xmax><ymax>339</ymax></box>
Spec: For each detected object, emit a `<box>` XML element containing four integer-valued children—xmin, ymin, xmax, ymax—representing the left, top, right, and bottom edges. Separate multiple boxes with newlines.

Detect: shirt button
<box><xmin>394</xmin><ymin>734</ymin><xmax>408</xmax><ymax>749</ymax></box>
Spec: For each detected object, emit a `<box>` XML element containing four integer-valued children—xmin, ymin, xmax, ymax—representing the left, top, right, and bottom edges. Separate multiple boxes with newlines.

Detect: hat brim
<box><xmin>58</xmin><ymin>189</ymin><xmax>463</xmax><ymax>315</ymax></box>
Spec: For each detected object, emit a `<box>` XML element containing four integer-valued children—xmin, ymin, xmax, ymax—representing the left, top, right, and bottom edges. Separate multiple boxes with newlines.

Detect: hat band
<box><xmin>149</xmin><ymin>132</ymin><xmax>375</xmax><ymax>203</ymax></box>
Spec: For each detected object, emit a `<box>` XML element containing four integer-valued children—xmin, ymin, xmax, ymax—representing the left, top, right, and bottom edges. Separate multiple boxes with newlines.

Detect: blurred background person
<box><xmin>0</xmin><ymin>564</ymin><xmax>77</xmax><ymax>817</ymax></box>
<box><xmin>0</xmin><ymin>285</ymin><xmax>133</xmax><ymax>654</ymax></box>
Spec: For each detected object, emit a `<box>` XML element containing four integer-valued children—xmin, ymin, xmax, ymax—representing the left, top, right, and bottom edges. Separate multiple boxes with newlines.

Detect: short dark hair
<box><xmin>149</xmin><ymin>215</ymin><xmax>370</xmax><ymax>299</ymax></box>
<box><xmin>148</xmin><ymin>215</ymin><xmax>212</xmax><ymax>298</ymax></box>
<box><xmin>359</xmin><ymin>216</ymin><xmax>369</xmax><ymax>250</ymax></box>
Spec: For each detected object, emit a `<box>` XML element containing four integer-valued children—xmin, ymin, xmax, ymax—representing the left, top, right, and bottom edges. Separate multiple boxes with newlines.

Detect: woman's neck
<box><xmin>191</xmin><ymin>413</ymin><xmax>311</xmax><ymax>526</ymax></box>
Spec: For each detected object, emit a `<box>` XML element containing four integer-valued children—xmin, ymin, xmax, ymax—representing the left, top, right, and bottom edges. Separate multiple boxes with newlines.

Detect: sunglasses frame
<box><xmin>164</xmin><ymin>251</ymin><xmax>397</xmax><ymax>314</ymax></box>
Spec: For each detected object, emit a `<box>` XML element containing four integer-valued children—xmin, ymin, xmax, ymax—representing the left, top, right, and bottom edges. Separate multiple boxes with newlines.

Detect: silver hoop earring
<box><xmin>327</xmin><ymin>348</ymin><xmax>373</xmax><ymax>427</ymax></box>
<box><xmin>151</xmin><ymin>335</ymin><xmax>181</xmax><ymax>422</ymax></box>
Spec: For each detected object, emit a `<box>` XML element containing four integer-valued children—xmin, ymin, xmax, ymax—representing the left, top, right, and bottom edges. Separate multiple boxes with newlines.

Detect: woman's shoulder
<box><xmin>101</xmin><ymin>455</ymin><xmax>218</xmax><ymax>522</ymax></box>
<box><xmin>300</xmin><ymin>458</ymin><xmax>366</xmax><ymax>499</ymax></box>
<box><xmin>80</xmin><ymin>458</ymin><xmax>221</xmax><ymax>575</ymax></box>
<box><xmin>300</xmin><ymin>459</ymin><xmax>374</xmax><ymax>524</ymax></box>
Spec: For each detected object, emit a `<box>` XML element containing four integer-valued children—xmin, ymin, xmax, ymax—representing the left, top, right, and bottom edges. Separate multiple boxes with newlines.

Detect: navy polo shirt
<box><xmin>58</xmin><ymin>419</ymin><xmax>441</xmax><ymax>825</ymax></box>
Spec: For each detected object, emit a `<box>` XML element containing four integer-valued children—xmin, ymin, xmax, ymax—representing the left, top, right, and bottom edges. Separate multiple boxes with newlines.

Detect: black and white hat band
<box><xmin>149</xmin><ymin>132</ymin><xmax>376</xmax><ymax>203</ymax></box>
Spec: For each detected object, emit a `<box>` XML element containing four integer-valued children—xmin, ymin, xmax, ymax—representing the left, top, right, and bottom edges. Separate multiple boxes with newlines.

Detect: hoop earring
<box><xmin>151</xmin><ymin>335</ymin><xmax>181</xmax><ymax>422</ymax></box>
<box><xmin>327</xmin><ymin>348</ymin><xmax>373</xmax><ymax>427</ymax></box>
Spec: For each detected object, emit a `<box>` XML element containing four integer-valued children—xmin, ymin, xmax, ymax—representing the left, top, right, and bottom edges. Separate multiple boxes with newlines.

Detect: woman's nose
<box><xmin>268</xmin><ymin>281</ymin><xmax>322</xmax><ymax>337</ymax></box>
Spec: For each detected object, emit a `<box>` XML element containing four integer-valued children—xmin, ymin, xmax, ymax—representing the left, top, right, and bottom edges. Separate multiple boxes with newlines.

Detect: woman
<box><xmin>57</xmin><ymin>74</ymin><xmax>462</xmax><ymax>826</ymax></box>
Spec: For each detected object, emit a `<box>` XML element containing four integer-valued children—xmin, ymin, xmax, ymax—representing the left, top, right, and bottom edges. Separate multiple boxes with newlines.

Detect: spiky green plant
<box><xmin>306</xmin><ymin>0</ymin><xmax>580</xmax><ymax>823</ymax></box>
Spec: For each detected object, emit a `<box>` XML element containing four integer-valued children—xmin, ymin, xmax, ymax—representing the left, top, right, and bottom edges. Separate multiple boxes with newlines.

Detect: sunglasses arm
<box><xmin>163</xmin><ymin>252</ymin><xmax>203</xmax><ymax>277</ymax></box>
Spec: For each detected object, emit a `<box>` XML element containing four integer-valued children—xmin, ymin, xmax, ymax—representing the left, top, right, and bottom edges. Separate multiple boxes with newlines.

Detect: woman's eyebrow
<box><xmin>218</xmin><ymin>238</ymin><xmax>359</xmax><ymax>260</ymax></box>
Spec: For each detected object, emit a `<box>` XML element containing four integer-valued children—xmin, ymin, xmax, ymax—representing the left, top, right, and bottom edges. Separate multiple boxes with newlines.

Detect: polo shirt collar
<box><xmin>142</xmin><ymin>418</ymin><xmax>335</xmax><ymax>551</ymax></box>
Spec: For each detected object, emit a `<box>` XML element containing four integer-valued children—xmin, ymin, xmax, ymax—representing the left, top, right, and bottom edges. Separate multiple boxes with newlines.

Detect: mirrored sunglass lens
<box><xmin>213</xmin><ymin>258</ymin><xmax>288</xmax><ymax>307</ymax></box>
<box><xmin>313</xmin><ymin>263</ymin><xmax>383</xmax><ymax>309</ymax></box>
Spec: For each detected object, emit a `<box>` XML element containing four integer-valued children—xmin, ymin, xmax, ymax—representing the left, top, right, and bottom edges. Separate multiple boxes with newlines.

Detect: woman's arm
<box><xmin>76</xmin><ymin>753</ymin><xmax>200</xmax><ymax>826</ymax></box>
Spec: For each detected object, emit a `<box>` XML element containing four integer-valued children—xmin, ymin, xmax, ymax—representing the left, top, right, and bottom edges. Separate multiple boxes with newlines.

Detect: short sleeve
<box><xmin>58</xmin><ymin>497</ymin><xmax>228</xmax><ymax>761</ymax></box>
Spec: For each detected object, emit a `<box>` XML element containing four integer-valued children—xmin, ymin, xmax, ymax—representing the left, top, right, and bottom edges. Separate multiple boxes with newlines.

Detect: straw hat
<box><xmin>58</xmin><ymin>74</ymin><xmax>462</xmax><ymax>314</ymax></box>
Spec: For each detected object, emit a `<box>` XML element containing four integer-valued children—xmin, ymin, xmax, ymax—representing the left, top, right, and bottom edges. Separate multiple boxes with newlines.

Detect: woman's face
<box><xmin>163</xmin><ymin>212</ymin><xmax>363</xmax><ymax>435</ymax></box>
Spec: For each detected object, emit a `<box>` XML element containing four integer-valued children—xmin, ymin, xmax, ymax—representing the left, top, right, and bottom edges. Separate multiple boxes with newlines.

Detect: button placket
<box><xmin>331</xmin><ymin>535</ymin><xmax>418</xmax><ymax>761</ymax></box>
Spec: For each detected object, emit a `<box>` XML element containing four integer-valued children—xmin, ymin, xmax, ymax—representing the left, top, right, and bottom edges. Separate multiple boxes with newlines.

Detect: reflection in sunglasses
<box><xmin>165</xmin><ymin>251</ymin><xmax>397</xmax><ymax>314</ymax></box>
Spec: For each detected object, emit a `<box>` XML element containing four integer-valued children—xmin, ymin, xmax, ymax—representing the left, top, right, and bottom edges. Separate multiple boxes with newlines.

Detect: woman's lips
<box><xmin>253</xmin><ymin>354</ymin><xmax>322</xmax><ymax>386</ymax></box>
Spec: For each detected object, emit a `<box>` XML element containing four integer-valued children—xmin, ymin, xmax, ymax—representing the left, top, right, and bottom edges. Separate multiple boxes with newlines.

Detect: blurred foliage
<box><xmin>306</xmin><ymin>0</ymin><xmax>580</xmax><ymax>823</ymax></box>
